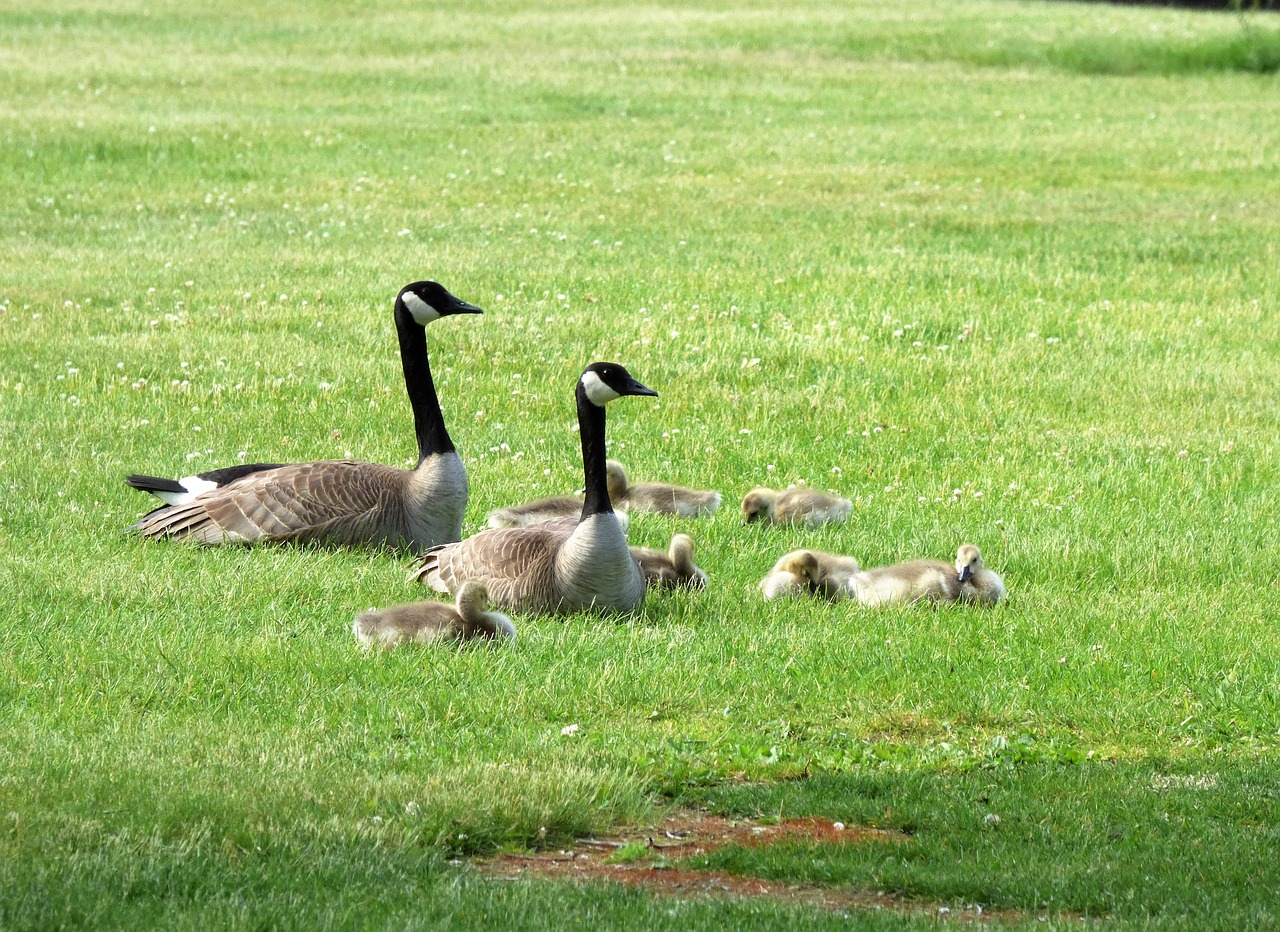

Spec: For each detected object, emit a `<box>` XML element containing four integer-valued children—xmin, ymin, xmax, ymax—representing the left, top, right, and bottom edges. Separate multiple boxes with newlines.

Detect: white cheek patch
<box><xmin>581</xmin><ymin>371</ymin><xmax>621</xmax><ymax>406</ymax></box>
<box><xmin>401</xmin><ymin>291</ymin><xmax>441</xmax><ymax>324</ymax></box>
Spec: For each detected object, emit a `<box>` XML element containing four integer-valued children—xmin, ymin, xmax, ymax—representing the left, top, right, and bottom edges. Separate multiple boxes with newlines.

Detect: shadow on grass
<box><xmin>680</xmin><ymin>759</ymin><xmax>1280</xmax><ymax>925</ymax></box>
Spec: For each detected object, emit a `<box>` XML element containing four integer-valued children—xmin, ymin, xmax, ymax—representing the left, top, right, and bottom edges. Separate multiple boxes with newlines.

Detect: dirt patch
<box><xmin>475</xmin><ymin>810</ymin><xmax>1021</xmax><ymax>922</ymax></box>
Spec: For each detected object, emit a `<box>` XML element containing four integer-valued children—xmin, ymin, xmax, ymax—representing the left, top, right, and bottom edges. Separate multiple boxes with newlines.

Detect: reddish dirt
<box><xmin>475</xmin><ymin>810</ymin><xmax>1023</xmax><ymax>922</ymax></box>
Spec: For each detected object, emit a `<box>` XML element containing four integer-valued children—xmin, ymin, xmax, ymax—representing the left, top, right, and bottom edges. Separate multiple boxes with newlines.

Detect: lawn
<box><xmin>2</xmin><ymin>0</ymin><xmax>1279</xmax><ymax>927</ymax></box>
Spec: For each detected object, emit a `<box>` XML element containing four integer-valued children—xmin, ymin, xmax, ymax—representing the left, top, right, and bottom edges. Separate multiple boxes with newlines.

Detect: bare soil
<box><xmin>475</xmin><ymin>809</ymin><xmax>1024</xmax><ymax>922</ymax></box>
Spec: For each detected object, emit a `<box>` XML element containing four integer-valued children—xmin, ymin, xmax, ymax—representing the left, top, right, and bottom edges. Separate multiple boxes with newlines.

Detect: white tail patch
<box><xmin>400</xmin><ymin>291</ymin><xmax>440</xmax><ymax>324</ymax></box>
<box><xmin>157</xmin><ymin>475</ymin><xmax>219</xmax><ymax>506</ymax></box>
<box><xmin>580</xmin><ymin>371</ymin><xmax>621</xmax><ymax>406</ymax></box>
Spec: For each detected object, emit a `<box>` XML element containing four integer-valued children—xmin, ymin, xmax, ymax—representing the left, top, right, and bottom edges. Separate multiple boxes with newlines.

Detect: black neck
<box><xmin>395</xmin><ymin>303</ymin><xmax>453</xmax><ymax>462</ymax></box>
<box><xmin>576</xmin><ymin>384</ymin><xmax>613</xmax><ymax>519</ymax></box>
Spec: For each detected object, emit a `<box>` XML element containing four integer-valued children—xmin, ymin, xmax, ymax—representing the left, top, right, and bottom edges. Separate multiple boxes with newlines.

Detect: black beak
<box><xmin>444</xmin><ymin>297</ymin><xmax>484</xmax><ymax>316</ymax></box>
<box><xmin>958</xmin><ymin>565</ymin><xmax>973</xmax><ymax>583</ymax></box>
<box><xmin>622</xmin><ymin>377</ymin><xmax>658</xmax><ymax>398</ymax></box>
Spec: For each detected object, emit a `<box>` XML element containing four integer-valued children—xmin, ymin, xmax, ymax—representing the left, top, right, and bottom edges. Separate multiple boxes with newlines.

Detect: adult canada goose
<box><xmin>605</xmin><ymin>460</ymin><xmax>721</xmax><ymax>517</ymax></box>
<box><xmin>847</xmin><ymin>554</ymin><xmax>962</xmax><ymax>607</ymax></box>
<box><xmin>740</xmin><ymin>486</ymin><xmax>852</xmax><ymax>527</ymax></box>
<box><xmin>126</xmin><ymin>281</ymin><xmax>482</xmax><ymax>549</ymax></box>
<box><xmin>631</xmin><ymin>533</ymin><xmax>707</xmax><ymax>591</ymax></box>
<box><xmin>759</xmin><ymin>549</ymin><xmax>860</xmax><ymax>601</ymax></box>
<box><xmin>353</xmin><ymin>581</ymin><xmax>515</xmax><ymax>648</ymax></box>
<box><xmin>409</xmin><ymin>362</ymin><xmax>657</xmax><ymax>614</ymax></box>
<box><xmin>955</xmin><ymin>544</ymin><xmax>1007</xmax><ymax>605</ymax></box>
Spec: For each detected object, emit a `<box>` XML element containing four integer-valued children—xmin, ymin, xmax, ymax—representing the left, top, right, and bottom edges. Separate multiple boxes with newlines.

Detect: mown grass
<box><xmin>689</xmin><ymin>762</ymin><xmax>1280</xmax><ymax>927</ymax></box>
<box><xmin>2</xmin><ymin>0</ymin><xmax>1280</xmax><ymax>927</ymax></box>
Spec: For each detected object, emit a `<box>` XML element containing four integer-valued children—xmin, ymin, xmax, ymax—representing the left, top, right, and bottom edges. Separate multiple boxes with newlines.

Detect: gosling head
<box><xmin>777</xmin><ymin>550</ymin><xmax>820</xmax><ymax>583</ymax></box>
<box><xmin>956</xmin><ymin>544</ymin><xmax>984</xmax><ymax>583</ymax></box>
<box><xmin>669</xmin><ymin>533</ymin><xmax>707</xmax><ymax>589</ymax></box>
<box><xmin>454</xmin><ymin>580</ymin><xmax>491</xmax><ymax>621</ymax></box>
<box><xmin>741</xmin><ymin>488</ymin><xmax>777</xmax><ymax>524</ymax></box>
<box><xmin>578</xmin><ymin>362</ymin><xmax>658</xmax><ymax>407</ymax></box>
<box><xmin>396</xmin><ymin>281</ymin><xmax>485</xmax><ymax>326</ymax></box>
<box><xmin>605</xmin><ymin>459</ymin><xmax>629</xmax><ymax>500</ymax></box>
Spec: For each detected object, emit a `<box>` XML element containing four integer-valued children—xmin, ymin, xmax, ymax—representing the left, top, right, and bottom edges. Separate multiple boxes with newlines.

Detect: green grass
<box><xmin>3</xmin><ymin>0</ymin><xmax>1280</xmax><ymax>927</ymax></box>
<box><xmin>688</xmin><ymin>762</ymin><xmax>1280</xmax><ymax>927</ymax></box>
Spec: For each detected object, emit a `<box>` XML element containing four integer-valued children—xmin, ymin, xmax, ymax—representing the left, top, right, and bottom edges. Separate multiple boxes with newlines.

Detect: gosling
<box><xmin>955</xmin><ymin>544</ymin><xmax>1007</xmax><ymax>605</ymax></box>
<box><xmin>486</xmin><ymin>500</ymin><xmax>630</xmax><ymax>531</ymax></box>
<box><xmin>848</xmin><ymin>544</ymin><xmax>1005</xmax><ymax>607</ymax></box>
<box><xmin>606</xmin><ymin>460</ymin><xmax>721</xmax><ymax>518</ymax></box>
<box><xmin>352</xmin><ymin>581</ymin><xmax>516</xmax><ymax>648</ymax></box>
<box><xmin>847</xmin><ymin>556</ymin><xmax>960</xmax><ymax>607</ymax></box>
<box><xmin>630</xmin><ymin>533</ymin><xmax>708</xmax><ymax>590</ymax></box>
<box><xmin>741</xmin><ymin>486</ymin><xmax>851</xmax><ymax>527</ymax></box>
<box><xmin>759</xmin><ymin>549</ymin><xmax>860</xmax><ymax>601</ymax></box>
<box><xmin>486</xmin><ymin>495</ymin><xmax>585</xmax><ymax>529</ymax></box>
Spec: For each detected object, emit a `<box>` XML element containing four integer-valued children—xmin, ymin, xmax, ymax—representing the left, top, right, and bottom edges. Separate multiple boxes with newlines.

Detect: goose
<box><xmin>353</xmin><ymin>581</ymin><xmax>515</xmax><ymax>648</ymax></box>
<box><xmin>955</xmin><ymin>544</ymin><xmax>1007</xmax><ymax>605</ymax></box>
<box><xmin>759</xmin><ymin>549</ymin><xmax>859</xmax><ymax>601</ymax></box>
<box><xmin>631</xmin><ymin>533</ymin><xmax>707</xmax><ymax>590</ymax></box>
<box><xmin>740</xmin><ymin>486</ymin><xmax>852</xmax><ymax>527</ymax></box>
<box><xmin>409</xmin><ymin>362</ymin><xmax>657</xmax><ymax>614</ymax></box>
<box><xmin>605</xmin><ymin>460</ymin><xmax>721</xmax><ymax>517</ymax></box>
<box><xmin>126</xmin><ymin>281</ymin><xmax>481</xmax><ymax>549</ymax></box>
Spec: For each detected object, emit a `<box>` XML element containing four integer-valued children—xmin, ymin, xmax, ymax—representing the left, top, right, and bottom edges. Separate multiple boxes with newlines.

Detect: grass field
<box><xmin>3</xmin><ymin>0</ymin><xmax>1280</xmax><ymax>927</ymax></box>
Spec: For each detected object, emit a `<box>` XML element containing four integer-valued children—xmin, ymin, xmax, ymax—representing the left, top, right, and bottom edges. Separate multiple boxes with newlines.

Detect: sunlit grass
<box><xmin>2</xmin><ymin>0</ymin><xmax>1279</xmax><ymax>927</ymax></box>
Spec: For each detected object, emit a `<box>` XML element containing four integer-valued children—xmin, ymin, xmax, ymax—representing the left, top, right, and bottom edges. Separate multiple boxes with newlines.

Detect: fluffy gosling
<box><xmin>606</xmin><ymin>460</ymin><xmax>721</xmax><ymax>518</ymax></box>
<box><xmin>741</xmin><ymin>486</ymin><xmax>852</xmax><ymax>527</ymax></box>
<box><xmin>630</xmin><ymin>533</ymin><xmax>708</xmax><ymax>590</ymax></box>
<box><xmin>847</xmin><ymin>557</ymin><xmax>960</xmax><ymax>607</ymax></box>
<box><xmin>848</xmin><ymin>545</ymin><xmax>1005</xmax><ymax>607</ymax></box>
<box><xmin>759</xmin><ymin>549</ymin><xmax>861</xmax><ymax>601</ymax></box>
<box><xmin>955</xmin><ymin>544</ymin><xmax>1007</xmax><ymax>605</ymax></box>
<box><xmin>353</xmin><ymin>581</ymin><xmax>515</xmax><ymax>648</ymax></box>
<box><xmin>486</xmin><ymin>495</ymin><xmax>584</xmax><ymax>529</ymax></box>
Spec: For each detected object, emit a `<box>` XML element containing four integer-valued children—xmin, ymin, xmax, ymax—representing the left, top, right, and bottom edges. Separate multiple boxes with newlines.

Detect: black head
<box><xmin>578</xmin><ymin>362</ymin><xmax>658</xmax><ymax>406</ymax></box>
<box><xmin>397</xmin><ymin>281</ymin><xmax>484</xmax><ymax>325</ymax></box>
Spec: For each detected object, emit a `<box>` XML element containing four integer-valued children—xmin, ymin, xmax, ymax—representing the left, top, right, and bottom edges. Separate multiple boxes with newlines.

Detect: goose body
<box><xmin>760</xmin><ymin>549</ymin><xmax>860</xmax><ymax>601</ymax></box>
<box><xmin>605</xmin><ymin>461</ymin><xmax>721</xmax><ymax>518</ymax></box>
<box><xmin>955</xmin><ymin>544</ymin><xmax>1007</xmax><ymax>605</ymax></box>
<box><xmin>353</xmin><ymin>581</ymin><xmax>515</xmax><ymax>648</ymax></box>
<box><xmin>741</xmin><ymin>486</ymin><xmax>851</xmax><ymax>527</ymax></box>
<box><xmin>631</xmin><ymin>533</ymin><xmax>707</xmax><ymax>591</ymax></box>
<box><xmin>127</xmin><ymin>281</ymin><xmax>481</xmax><ymax>550</ymax></box>
<box><xmin>410</xmin><ymin>362</ymin><xmax>657</xmax><ymax>615</ymax></box>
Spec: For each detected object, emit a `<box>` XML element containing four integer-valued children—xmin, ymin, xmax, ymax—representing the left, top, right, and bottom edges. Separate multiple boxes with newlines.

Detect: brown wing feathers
<box><xmin>132</xmin><ymin>461</ymin><xmax>401</xmax><ymax>546</ymax></box>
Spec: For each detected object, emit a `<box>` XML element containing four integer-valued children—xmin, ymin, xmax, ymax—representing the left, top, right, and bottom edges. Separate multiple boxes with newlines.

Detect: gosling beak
<box><xmin>957</xmin><ymin>564</ymin><xmax>973</xmax><ymax>583</ymax></box>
